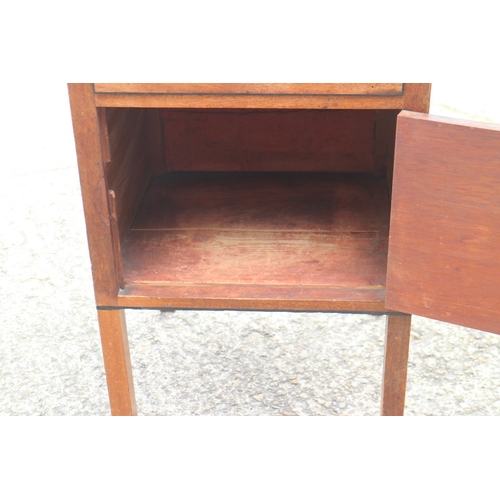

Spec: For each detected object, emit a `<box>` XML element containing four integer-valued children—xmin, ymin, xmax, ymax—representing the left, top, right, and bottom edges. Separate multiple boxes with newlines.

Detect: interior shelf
<box><xmin>118</xmin><ymin>171</ymin><xmax>390</xmax><ymax>311</ymax></box>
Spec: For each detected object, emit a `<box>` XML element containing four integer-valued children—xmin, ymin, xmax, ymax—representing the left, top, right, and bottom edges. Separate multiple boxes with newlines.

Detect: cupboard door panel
<box><xmin>386</xmin><ymin>111</ymin><xmax>500</xmax><ymax>334</ymax></box>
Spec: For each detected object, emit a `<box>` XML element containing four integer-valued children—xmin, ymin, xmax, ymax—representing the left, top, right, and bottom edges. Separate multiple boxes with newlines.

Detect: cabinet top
<box><xmin>94</xmin><ymin>83</ymin><xmax>404</xmax><ymax>96</ymax></box>
<box><xmin>69</xmin><ymin>83</ymin><xmax>430</xmax><ymax>111</ymax></box>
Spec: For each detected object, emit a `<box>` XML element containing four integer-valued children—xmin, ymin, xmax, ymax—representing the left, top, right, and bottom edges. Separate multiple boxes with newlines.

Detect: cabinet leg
<box><xmin>381</xmin><ymin>314</ymin><xmax>412</xmax><ymax>416</ymax></box>
<box><xmin>97</xmin><ymin>309</ymin><xmax>137</xmax><ymax>416</ymax></box>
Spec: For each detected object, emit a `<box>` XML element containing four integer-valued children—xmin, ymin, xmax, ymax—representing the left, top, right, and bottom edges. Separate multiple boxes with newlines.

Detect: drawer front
<box><xmin>94</xmin><ymin>83</ymin><xmax>403</xmax><ymax>96</ymax></box>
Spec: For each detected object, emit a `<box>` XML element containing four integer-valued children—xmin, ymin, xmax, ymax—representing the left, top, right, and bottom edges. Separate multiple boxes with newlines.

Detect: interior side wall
<box><xmin>374</xmin><ymin>110</ymin><xmax>399</xmax><ymax>194</ymax></box>
<box><xmin>162</xmin><ymin>109</ymin><xmax>377</xmax><ymax>173</ymax></box>
<box><xmin>104</xmin><ymin>108</ymin><xmax>153</xmax><ymax>242</ymax></box>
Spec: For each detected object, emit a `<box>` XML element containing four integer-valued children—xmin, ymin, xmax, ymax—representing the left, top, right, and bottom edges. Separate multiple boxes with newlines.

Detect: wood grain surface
<box><xmin>108</xmin><ymin>190</ymin><xmax>125</xmax><ymax>289</ymax></box>
<box><xmin>116</xmin><ymin>283</ymin><xmax>388</xmax><ymax>312</ymax></box>
<box><xmin>401</xmin><ymin>83</ymin><xmax>432</xmax><ymax>112</ymax></box>
<box><xmin>162</xmin><ymin>110</ymin><xmax>376</xmax><ymax>173</ymax></box>
<box><xmin>94</xmin><ymin>93</ymin><xmax>406</xmax><ymax>109</ymax></box>
<box><xmin>386</xmin><ymin>111</ymin><xmax>500</xmax><ymax>335</ymax></box>
<box><xmin>67</xmin><ymin>84</ymin><xmax>120</xmax><ymax>303</ymax></box>
<box><xmin>381</xmin><ymin>314</ymin><xmax>412</xmax><ymax>416</ymax></box>
<box><xmin>104</xmin><ymin>108</ymin><xmax>153</xmax><ymax>241</ymax></box>
<box><xmin>146</xmin><ymin>109</ymin><xmax>166</xmax><ymax>175</ymax></box>
<box><xmin>93</xmin><ymin>83</ymin><xmax>428</xmax><ymax>110</ymax></box>
<box><xmin>94</xmin><ymin>83</ymin><xmax>403</xmax><ymax>95</ymax></box>
<box><xmin>120</xmin><ymin>172</ymin><xmax>390</xmax><ymax>310</ymax></box>
<box><xmin>97</xmin><ymin>309</ymin><xmax>136</xmax><ymax>415</ymax></box>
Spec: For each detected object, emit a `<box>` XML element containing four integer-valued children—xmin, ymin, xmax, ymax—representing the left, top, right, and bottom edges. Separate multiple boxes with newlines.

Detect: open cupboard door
<box><xmin>386</xmin><ymin>111</ymin><xmax>500</xmax><ymax>335</ymax></box>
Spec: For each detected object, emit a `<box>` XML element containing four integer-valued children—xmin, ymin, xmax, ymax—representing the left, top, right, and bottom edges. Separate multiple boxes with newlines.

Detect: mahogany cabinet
<box><xmin>68</xmin><ymin>83</ymin><xmax>500</xmax><ymax>416</ymax></box>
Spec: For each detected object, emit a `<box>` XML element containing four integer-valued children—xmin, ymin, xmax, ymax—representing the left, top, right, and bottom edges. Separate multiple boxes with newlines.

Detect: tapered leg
<box><xmin>97</xmin><ymin>309</ymin><xmax>137</xmax><ymax>416</ymax></box>
<box><xmin>381</xmin><ymin>314</ymin><xmax>412</xmax><ymax>416</ymax></box>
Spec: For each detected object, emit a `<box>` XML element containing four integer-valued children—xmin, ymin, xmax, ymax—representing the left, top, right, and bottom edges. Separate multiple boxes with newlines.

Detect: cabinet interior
<box><xmin>103</xmin><ymin>107</ymin><xmax>399</xmax><ymax>310</ymax></box>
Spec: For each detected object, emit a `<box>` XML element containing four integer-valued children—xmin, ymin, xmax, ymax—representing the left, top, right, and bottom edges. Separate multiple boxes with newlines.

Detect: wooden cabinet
<box><xmin>68</xmin><ymin>83</ymin><xmax>500</xmax><ymax>416</ymax></box>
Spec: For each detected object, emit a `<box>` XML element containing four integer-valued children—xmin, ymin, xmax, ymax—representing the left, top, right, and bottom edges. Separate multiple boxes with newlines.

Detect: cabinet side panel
<box><xmin>105</xmin><ymin>108</ymin><xmax>153</xmax><ymax>241</ymax></box>
<box><xmin>163</xmin><ymin>110</ymin><xmax>376</xmax><ymax>173</ymax></box>
<box><xmin>67</xmin><ymin>84</ymin><xmax>119</xmax><ymax>304</ymax></box>
<box><xmin>386</xmin><ymin>112</ymin><xmax>500</xmax><ymax>335</ymax></box>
